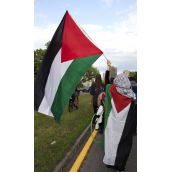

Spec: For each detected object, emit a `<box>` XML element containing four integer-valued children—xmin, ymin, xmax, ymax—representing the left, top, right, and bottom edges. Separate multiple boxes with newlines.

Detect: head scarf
<box><xmin>113</xmin><ymin>73</ymin><xmax>134</xmax><ymax>99</ymax></box>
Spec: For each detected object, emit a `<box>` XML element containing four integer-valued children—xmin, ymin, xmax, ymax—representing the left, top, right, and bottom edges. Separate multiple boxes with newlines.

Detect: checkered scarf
<box><xmin>113</xmin><ymin>73</ymin><xmax>134</xmax><ymax>99</ymax></box>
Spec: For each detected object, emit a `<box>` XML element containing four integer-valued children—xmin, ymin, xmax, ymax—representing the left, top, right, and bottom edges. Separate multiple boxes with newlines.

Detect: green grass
<box><xmin>34</xmin><ymin>94</ymin><xmax>93</xmax><ymax>172</ymax></box>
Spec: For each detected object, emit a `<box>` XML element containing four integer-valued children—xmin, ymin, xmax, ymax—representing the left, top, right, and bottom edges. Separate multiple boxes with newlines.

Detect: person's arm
<box><xmin>107</xmin><ymin>60</ymin><xmax>111</xmax><ymax>71</ymax></box>
<box><xmin>105</xmin><ymin>60</ymin><xmax>111</xmax><ymax>86</ymax></box>
<box><xmin>105</xmin><ymin>71</ymin><xmax>110</xmax><ymax>85</ymax></box>
<box><xmin>90</xmin><ymin>84</ymin><xmax>94</xmax><ymax>107</ymax></box>
<box><xmin>90</xmin><ymin>95</ymin><xmax>93</xmax><ymax>107</ymax></box>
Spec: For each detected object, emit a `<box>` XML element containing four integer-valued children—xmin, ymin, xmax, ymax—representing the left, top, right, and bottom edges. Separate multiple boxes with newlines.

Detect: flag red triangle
<box><xmin>61</xmin><ymin>11</ymin><xmax>103</xmax><ymax>63</ymax></box>
<box><xmin>110</xmin><ymin>85</ymin><xmax>132</xmax><ymax>113</ymax></box>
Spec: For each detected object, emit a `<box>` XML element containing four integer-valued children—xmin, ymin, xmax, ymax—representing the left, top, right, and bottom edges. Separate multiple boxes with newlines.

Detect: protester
<box><xmin>90</xmin><ymin>74</ymin><xmax>105</xmax><ymax>133</ymax></box>
<box><xmin>129</xmin><ymin>77</ymin><xmax>137</xmax><ymax>136</ymax></box>
<box><xmin>105</xmin><ymin>60</ymin><xmax>115</xmax><ymax>85</ymax></box>
<box><xmin>72</xmin><ymin>87</ymin><xmax>78</xmax><ymax>110</ymax></box>
<box><xmin>95</xmin><ymin>60</ymin><xmax>114</xmax><ymax>133</ymax></box>
<box><xmin>97</xmin><ymin>60</ymin><xmax>114</xmax><ymax>108</ymax></box>
<box><xmin>101</xmin><ymin>73</ymin><xmax>135</xmax><ymax>172</ymax></box>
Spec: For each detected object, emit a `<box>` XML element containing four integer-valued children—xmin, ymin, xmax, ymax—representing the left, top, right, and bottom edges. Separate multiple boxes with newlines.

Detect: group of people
<box><xmin>71</xmin><ymin>60</ymin><xmax>137</xmax><ymax>171</ymax></box>
<box><xmin>89</xmin><ymin>60</ymin><xmax>137</xmax><ymax>172</ymax></box>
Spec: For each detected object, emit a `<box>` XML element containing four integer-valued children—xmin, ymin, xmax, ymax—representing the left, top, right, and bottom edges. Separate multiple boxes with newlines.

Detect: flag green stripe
<box><xmin>51</xmin><ymin>54</ymin><xmax>102</xmax><ymax>124</ymax></box>
<box><xmin>101</xmin><ymin>84</ymin><xmax>112</xmax><ymax>149</ymax></box>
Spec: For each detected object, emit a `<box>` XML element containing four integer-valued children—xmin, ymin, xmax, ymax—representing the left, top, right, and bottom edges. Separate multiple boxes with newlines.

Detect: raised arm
<box><xmin>105</xmin><ymin>60</ymin><xmax>111</xmax><ymax>86</ymax></box>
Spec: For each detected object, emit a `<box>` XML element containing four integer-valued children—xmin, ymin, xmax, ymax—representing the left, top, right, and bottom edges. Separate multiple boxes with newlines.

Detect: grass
<box><xmin>34</xmin><ymin>94</ymin><xmax>94</xmax><ymax>172</ymax></box>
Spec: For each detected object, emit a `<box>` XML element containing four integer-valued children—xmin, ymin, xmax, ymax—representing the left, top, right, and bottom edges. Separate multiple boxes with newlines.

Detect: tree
<box><xmin>129</xmin><ymin>71</ymin><xmax>137</xmax><ymax>81</ymax></box>
<box><xmin>82</xmin><ymin>66</ymin><xmax>99</xmax><ymax>83</ymax></box>
<box><xmin>77</xmin><ymin>81</ymin><xmax>83</xmax><ymax>88</ymax></box>
<box><xmin>34</xmin><ymin>41</ymin><xmax>50</xmax><ymax>81</ymax></box>
<box><xmin>34</xmin><ymin>48</ymin><xmax>46</xmax><ymax>62</ymax></box>
<box><xmin>45</xmin><ymin>41</ymin><xmax>50</xmax><ymax>48</ymax></box>
<box><xmin>34</xmin><ymin>50</ymin><xmax>41</xmax><ymax>81</ymax></box>
<box><xmin>34</xmin><ymin>48</ymin><xmax>46</xmax><ymax>81</ymax></box>
<box><xmin>77</xmin><ymin>66</ymin><xmax>100</xmax><ymax>88</ymax></box>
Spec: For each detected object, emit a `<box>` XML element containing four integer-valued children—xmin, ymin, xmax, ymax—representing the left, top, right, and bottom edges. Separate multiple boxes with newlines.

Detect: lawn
<box><xmin>34</xmin><ymin>94</ymin><xmax>93</xmax><ymax>172</ymax></box>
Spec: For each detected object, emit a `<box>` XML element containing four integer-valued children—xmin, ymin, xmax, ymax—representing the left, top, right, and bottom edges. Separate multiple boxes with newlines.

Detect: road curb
<box><xmin>53</xmin><ymin>124</ymin><xmax>91</xmax><ymax>172</ymax></box>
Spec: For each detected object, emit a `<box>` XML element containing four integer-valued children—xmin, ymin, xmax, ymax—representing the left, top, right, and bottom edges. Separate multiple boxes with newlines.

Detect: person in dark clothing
<box><xmin>72</xmin><ymin>87</ymin><xmax>78</xmax><ymax>110</ymax></box>
<box><xmin>90</xmin><ymin>74</ymin><xmax>105</xmax><ymax>133</ymax></box>
<box><xmin>129</xmin><ymin>77</ymin><xmax>137</xmax><ymax>135</ymax></box>
<box><xmin>105</xmin><ymin>60</ymin><xmax>115</xmax><ymax>86</ymax></box>
<box><xmin>96</xmin><ymin>60</ymin><xmax>114</xmax><ymax>108</ymax></box>
<box><xmin>90</xmin><ymin>74</ymin><xmax>105</xmax><ymax>112</ymax></box>
<box><xmin>94</xmin><ymin>60</ymin><xmax>114</xmax><ymax>134</ymax></box>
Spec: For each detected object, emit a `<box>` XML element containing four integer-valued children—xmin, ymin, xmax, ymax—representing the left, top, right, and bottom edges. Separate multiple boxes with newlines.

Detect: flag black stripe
<box><xmin>114</xmin><ymin>100</ymin><xmax>135</xmax><ymax>171</ymax></box>
<box><xmin>34</xmin><ymin>12</ymin><xmax>67</xmax><ymax>111</ymax></box>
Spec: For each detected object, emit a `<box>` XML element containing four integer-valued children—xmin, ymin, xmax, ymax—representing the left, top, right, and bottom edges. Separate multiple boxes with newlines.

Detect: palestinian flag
<box><xmin>34</xmin><ymin>11</ymin><xmax>103</xmax><ymax>124</ymax></box>
<box><xmin>101</xmin><ymin>84</ymin><xmax>135</xmax><ymax>170</ymax></box>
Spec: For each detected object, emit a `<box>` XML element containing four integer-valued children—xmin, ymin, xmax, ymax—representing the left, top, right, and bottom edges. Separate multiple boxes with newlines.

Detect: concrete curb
<box><xmin>53</xmin><ymin>124</ymin><xmax>91</xmax><ymax>172</ymax></box>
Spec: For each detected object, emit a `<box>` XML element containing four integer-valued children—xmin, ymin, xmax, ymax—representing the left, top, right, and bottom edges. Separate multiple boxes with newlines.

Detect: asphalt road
<box><xmin>79</xmin><ymin>132</ymin><xmax>137</xmax><ymax>172</ymax></box>
<box><xmin>79</xmin><ymin>91</ymin><xmax>90</xmax><ymax>96</ymax></box>
<box><xmin>63</xmin><ymin>129</ymin><xmax>137</xmax><ymax>172</ymax></box>
<box><xmin>63</xmin><ymin>91</ymin><xmax>137</xmax><ymax>172</ymax></box>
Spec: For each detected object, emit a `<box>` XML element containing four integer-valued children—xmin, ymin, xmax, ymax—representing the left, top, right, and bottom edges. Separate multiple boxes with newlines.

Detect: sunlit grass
<box><xmin>34</xmin><ymin>94</ymin><xmax>93</xmax><ymax>172</ymax></box>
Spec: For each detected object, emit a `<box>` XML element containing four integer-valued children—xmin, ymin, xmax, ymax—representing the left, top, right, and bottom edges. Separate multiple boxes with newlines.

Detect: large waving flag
<box><xmin>34</xmin><ymin>11</ymin><xmax>103</xmax><ymax>124</ymax></box>
<box><xmin>101</xmin><ymin>84</ymin><xmax>135</xmax><ymax>170</ymax></box>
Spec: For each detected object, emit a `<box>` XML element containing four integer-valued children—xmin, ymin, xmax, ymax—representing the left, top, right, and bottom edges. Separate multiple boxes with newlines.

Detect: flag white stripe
<box><xmin>103</xmin><ymin>99</ymin><xmax>131</xmax><ymax>165</ymax></box>
<box><xmin>38</xmin><ymin>48</ymin><xmax>73</xmax><ymax>117</ymax></box>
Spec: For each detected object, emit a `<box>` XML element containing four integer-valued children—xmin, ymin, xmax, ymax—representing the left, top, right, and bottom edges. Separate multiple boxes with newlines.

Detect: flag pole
<box><xmin>103</xmin><ymin>54</ymin><xmax>112</xmax><ymax>67</ymax></box>
<box><xmin>103</xmin><ymin>54</ymin><xmax>108</xmax><ymax>60</ymax></box>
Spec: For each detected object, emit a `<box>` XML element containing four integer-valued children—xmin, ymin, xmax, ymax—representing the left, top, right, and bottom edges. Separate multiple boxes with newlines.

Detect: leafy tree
<box><xmin>34</xmin><ymin>51</ymin><xmax>40</xmax><ymax>81</ymax></box>
<box><xmin>34</xmin><ymin>42</ymin><xmax>50</xmax><ymax>81</ymax></box>
<box><xmin>129</xmin><ymin>71</ymin><xmax>137</xmax><ymax>81</ymax></box>
<box><xmin>77</xmin><ymin>66</ymin><xmax>99</xmax><ymax>88</ymax></box>
<box><xmin>45</xmin><ymin>41</ymin><xmax>50</xmax><ymax>48</ymax></box>
<box><xmin>34</xmin><ymin>48</ymin><xmax>46</xmax><ymax>61</ymax></box>
<box><xmin>77</xmin><ymin>81</ymin><xmax>83</xmax><ymax>88</ymax></box>
<box><xmin>34</xmin><ymin>48</ymin><xmax>47</xmax><ymax>81</ymax></box>
<box><xmin>82</xmin><ymin>66</ymin><xmax>99</xmax><ymax>83</ymax></box>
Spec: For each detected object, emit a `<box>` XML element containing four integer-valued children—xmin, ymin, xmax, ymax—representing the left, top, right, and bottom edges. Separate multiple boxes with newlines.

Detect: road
<box><xmin>63</xmin><ymin>91</ymin><xmax>137</xmax><ymax>172</ymax></box>
<box><xmin>79</xmin><ymin>91</ymin><xmax>90</xmax><ymax>96</ymax></box>
<box><xmin>79</xmin><ymin>132</ymin><xmax>137</xmax><ymax>172</ymax></box>
<box><xmin>63</xmin><ymin>129</ymin><xmax>137</xmax><ymax>172</ymax></box>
